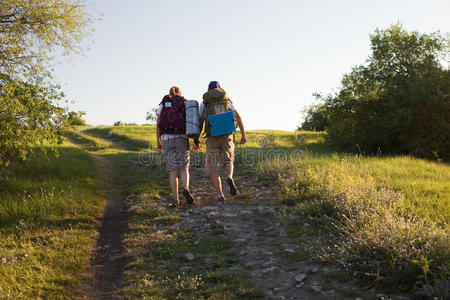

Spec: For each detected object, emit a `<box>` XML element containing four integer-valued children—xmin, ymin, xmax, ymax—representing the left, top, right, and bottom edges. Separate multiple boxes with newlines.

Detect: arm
<box><xmin>234</xmin><ymin>110</ymin><xmax>247</xmax><ymax>145</ymax></box>
<box><xmin>192</xmin><ymin>117</ymin><xmax>204</xmax><ymax>151</ymax></box>
<box><xmin>156</xmin><ymin>115</ymin><xmax>162</xmax><ymax>152</ymax></box>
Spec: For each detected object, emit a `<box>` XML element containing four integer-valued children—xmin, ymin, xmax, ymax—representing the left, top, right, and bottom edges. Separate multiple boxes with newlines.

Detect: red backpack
<box><xmin>158</xmin><ymin>95</ymin><xmax>186</xmax><ymax>135</ymax></box>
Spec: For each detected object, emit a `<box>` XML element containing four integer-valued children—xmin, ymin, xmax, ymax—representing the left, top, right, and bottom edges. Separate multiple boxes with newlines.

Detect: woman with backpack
<box><xmin>156</xmin><ymin>86</ymin><xmax>200</xmax><ymax>207</ymax></box>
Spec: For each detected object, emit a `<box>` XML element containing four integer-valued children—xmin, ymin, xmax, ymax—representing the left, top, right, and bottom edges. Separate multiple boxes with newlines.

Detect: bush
<box><xmin>320</xmin><ymin>24</ymin><xmax>450</xmax><ymax>160</ymax></box>
<box><xmin>0</xmin><ymin>76</ymin><xmax>67</xmax><ymax>168</ymax></box>
<box><xmin>67</xmin><ymin>111</ymin><xmax>87</xmax><ymax>126</ymax></box>
<box><xmin>298</xmin><ymin>102</ymin><xmax>328</xmax><ymax>131</ymax></box>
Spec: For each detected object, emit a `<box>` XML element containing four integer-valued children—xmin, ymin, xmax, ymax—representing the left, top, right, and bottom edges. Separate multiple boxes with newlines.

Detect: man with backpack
<box><xmin>156</xmin><ymin>86</ymin><xmax>200</xmax><ymax>207</ymax></box>
<box><xmin>199</xmin><ymin>81</ymin><xmax>247</xmax><ymax>204</ymax></box>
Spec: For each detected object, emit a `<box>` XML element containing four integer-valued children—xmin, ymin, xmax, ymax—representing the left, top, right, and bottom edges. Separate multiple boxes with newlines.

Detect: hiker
<box><xmin>199</xmin><ymin>81</ymin><xmax>247</xmax><ymax>204</ymax></box>
<box><xmin>156</xmin><ymin>86</ymin><xmax>200</xmax><ymax>207</ymax></box>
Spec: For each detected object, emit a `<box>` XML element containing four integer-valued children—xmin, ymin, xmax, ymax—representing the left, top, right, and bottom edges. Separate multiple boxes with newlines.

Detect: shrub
<box><xmin>319</xmin><ymin>24</ymin><xmax>450</xmax><ymax>160</ymax></box>
<box><xmin>67</xmin><ymin>111</ymin><xmax>87</xmax><ymax>126</ymax></box>
<box><xmin>0</xmin><ymin>76</ymin><xmax>67</xmax><ymax>168</ymax></box>
<box><xmin>298</xmin><ymin>102</ymin><xmax>328</xmax><ymax>132</ymax></box>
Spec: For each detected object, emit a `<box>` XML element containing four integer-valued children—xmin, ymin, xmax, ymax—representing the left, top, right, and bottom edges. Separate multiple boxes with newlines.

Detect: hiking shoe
<box><xmin>218</xmin><ymin>196</ymin><xmax>226</xmax><ymax>205</ymax></box>
<box><xmin>183</xmin><ymin>188</ymin><xmax>194</xmax><ymax>205</ymax></box>
<box><xmin>226</xmin><ymin>177</ymin><xmax>237</xmax><ymax>196</ymax></box>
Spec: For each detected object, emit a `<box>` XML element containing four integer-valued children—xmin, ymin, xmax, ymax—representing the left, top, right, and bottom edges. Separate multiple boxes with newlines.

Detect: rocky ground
<box><xmin>150</xmin><ymin>166</ymin><xmax>403</xmax><ymax>300</ymax></box>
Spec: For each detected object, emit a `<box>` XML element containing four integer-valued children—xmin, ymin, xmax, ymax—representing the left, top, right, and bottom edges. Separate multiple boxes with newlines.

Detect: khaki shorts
<box><xmin>205</xmin><ymin>134</ymin><xmax>235</xmax><ymax>172</ymax></box>
<box><xmin>162</xmin><ymin>137</ymin><xmax>190</xmax><ymax>171</ymax></box>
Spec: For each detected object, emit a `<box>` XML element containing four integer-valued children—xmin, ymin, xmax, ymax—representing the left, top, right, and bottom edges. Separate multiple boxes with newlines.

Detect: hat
<box><xmin>208</xmin><ymin>81</ymin><xmax>221</xmax><ymax>90</ymax></box>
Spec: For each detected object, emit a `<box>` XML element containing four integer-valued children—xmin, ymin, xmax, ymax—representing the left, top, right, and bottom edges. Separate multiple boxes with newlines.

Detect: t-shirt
<box><xmin>199</xmin><ymin>101</ymin><xmax>236</xmax><ymax>119</ymax></box>
<box><xmin>156</xmin><ymin>104</ymin><xmax>187</xmax><ymax>141</ymax></box>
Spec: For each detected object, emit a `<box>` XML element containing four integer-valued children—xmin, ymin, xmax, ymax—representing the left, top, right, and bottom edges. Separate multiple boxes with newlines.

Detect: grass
<box><xmin>0</xmin><ymin>145</ymin><xmax>103</xmax><ymax>299</ymax></box>
<box><xmin>64</xmin><ymin>129</ymin><xmax>112</xmax><ymax>151</ymax></box>
<box><xmin>83</xmin><ymin>125</ymin><xmax>156</xmax><ymax>151</ymax></box>
<box><xmin>4</xmin><ymin>124</ymin><xmax>448</xmax><ymax>298</ymax></box>
<box><xmin>113</xmin><ymin>154</ymin><xmax>262</xmax><ymax>299</ymax></box>
<box><xmin>65</xmin><ymin>126</ymin><xmax>263</xmax><ymax>299</ymax></box>
<box><xmin>76</xmin><ymin>125</ymin><xmax>450</xmax><ymax>297</ymax></box>
<box><xmin>253</xmin><ymin>152</ymin><xmax>450</xmax><ymax>296</ymax></box>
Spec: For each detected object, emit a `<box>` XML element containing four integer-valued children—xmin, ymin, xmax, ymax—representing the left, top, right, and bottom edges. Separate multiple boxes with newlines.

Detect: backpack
<box><xmin>158</xmin><ymin>95</ymin><xmax>186</xmax><ymax>135</ymax></box>
<box><xmin>202</xmin><ymin>88</ymin><xmax>235</xmax><ymax>137</ymax></box>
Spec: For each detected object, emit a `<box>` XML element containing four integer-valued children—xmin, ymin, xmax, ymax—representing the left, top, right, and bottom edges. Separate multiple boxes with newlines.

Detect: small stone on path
<box><xmin>262</xmin><ymin>266</ymin><xmax>277</xmax><ymax>274</ymax></box>
<box><xmin>185</xmin><ymin>253</ymin><xmax>194</xmax><ymax>261</ymax></box>
<box><xmin>311</xmin><ymin>285</ymin><xmax>321</xmax><ymax>292</ymax></box>
<box><xmin>295</xmin><ymin>274</ymin><xmax>307</xmax><ymax>282</ymax></box>
<box><xmin>207</xmin><ymin>211</ymin><xmax>218</xmax><ymax>217</ymax></box>
<box><xmin>127</xmin><ymin>205</ymin><xmax>139</xmax><ymax>212</ymax></box>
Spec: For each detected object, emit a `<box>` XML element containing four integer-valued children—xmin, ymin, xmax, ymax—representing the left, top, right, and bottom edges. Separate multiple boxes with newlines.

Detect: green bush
<box><xmin>320</xmin><ymin>24</ymin><xmax>450</xmax><ymax>160</ymax></box>
<box><xmin>67</xmin><ymin>111</ymin><xmax>87</xmax><ymax>126</ymax></box>
<box><xmin>0</xmin><ymin>76</ymin><xmax>67</xmax><ymax>168</ymax></box>
<box><xmin>298</xmin><ymin>103</ymin><xmax>328</xmax><ymax>131</ymax></box>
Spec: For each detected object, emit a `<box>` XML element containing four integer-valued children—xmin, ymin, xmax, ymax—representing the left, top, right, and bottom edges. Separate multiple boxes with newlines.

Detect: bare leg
<box><xmin>169</xmin><ymin>170</ymin><xmax>179</xmax><ymax>202</ymax></box>
<box><xmin>180</xmin><ymin>167</ymin><xmax>190</xmax><ymax>190</ymax></box>
<box><xmin>225</xmin><ymin>161</ymin><xmax>234</xmax><ymax>179</ymax></box>
<box><xmin>210</xmin><ymin>170</ymin><xmax>223</xmax><ymax>198</ymax></box>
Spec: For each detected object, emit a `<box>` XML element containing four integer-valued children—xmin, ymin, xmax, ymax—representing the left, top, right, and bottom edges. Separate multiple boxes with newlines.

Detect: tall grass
<box><xmin>254</xmin><ymin>153</ymin><xmax>449</xmax><ymax>296</ymax></box>
<box><xmin>0</xmin><ymin>145</ymin><xmax>103</xmax><ymax>298</ymax></box>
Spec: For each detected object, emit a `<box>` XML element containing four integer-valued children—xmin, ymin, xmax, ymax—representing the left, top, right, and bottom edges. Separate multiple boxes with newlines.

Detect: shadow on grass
<box><xmin>83</xmin><ymin>127</ymin><xmax>151</xmax><ymax>151</ymax></box>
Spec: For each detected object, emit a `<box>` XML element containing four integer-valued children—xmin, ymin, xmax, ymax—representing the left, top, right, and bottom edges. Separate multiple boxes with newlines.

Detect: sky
<box><xmin>52</xmin><ymin>0</ymin><xmax>450</xmax><ymax>131</ymax></box>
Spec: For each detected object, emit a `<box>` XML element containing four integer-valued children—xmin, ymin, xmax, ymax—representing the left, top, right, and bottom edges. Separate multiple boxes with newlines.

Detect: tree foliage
<box><xmin>298</xmin><ymin>101</ymin><xmax>328</xmax><ymax>131</ymax></box>
<box><xmin>0</xmin><ymin>0</ymin><xmax>92</xmax><ymax>79</ymax></box>
<box><xmin>321</xmin><ymin>24</ymin><xmax>449</xmax><ymax>159</ymax></box>
<box><xmin>67</xmin><ymin>110</ymin><xmax>86</xmax><ymax>126</ymax></box>
<box><xmin>0</xmin><ymin>75</ymin><xmax>67</xmax><ymax>166</ymax></box>
<box><xmin>0</xmin><ymin>0</ymin><xmax>93</xmax><ymax>168</ymax></box>
<box><xmin>146</xmin><ymin>108</ymin><xmax>158</xmax><ymax>125</ymax></box>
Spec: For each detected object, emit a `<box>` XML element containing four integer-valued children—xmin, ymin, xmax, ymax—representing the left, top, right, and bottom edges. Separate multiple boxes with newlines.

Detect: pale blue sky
<box><xmin>53</xmin><ymin>0</ymin><xmax>450</xmax><ymax>131</ymax></box>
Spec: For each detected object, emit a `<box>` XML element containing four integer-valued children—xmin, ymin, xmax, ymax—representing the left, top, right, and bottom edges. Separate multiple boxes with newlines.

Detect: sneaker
<box><xmin>226</xmin><ymin>177</ymin><xmax>237</xmax><ymax>196</ymax></box>
<box><xmin>218</xmin><ymin>195</ymin><xmax>226</xmax><ymax>205</ymax></box>
<box><xmin>168</xmin><ymin>201</ymin><xmax>179</xmax><ymax>208</ymax></box>
<box><xmin>183</xmin><ymin>188</ymin><xmax>194</xmax><ymax>205</ymax></box>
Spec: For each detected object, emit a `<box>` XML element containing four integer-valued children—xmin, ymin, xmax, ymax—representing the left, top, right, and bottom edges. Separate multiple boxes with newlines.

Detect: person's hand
<box><xmin>240</xmin><ymin>135</ymin><xmax>247</xmax><ymax>145</ymax></box>
<box><xmin>193</xmin><ymin>143</ymin><xmax>202</xmax><ymax>152</ymax></box>
<box><xmin>157</xmin><ymin>141</ymin><xmax>163</xmax><ymax>152</ymax></box>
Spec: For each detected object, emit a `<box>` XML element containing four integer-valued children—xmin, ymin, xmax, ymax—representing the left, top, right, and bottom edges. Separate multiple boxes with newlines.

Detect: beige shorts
<box><xmin>162</xmin><ymin>137</ymin><xmax>190</xmax><ymax>171</ymax></box>
<box><xmin>205</xmin><ymin>134</ymin><xmax>235</xmax><ymax>172</ymax></box>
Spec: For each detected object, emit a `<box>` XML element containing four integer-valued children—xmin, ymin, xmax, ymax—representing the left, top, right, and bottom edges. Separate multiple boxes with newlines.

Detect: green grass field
<box><xmin>1</xmin><ymin>125</ymin><xmax>448</xmax><ymax>298</ymax></box>
<box><xmin>0</xmin><ymin>145</ymin><xmax>103</xmax><ymax>298</ymax></box>
<box><xmin>93</xmin><ymin>125</ymin><xmax>449</xmax><ymax>296</ymax></box>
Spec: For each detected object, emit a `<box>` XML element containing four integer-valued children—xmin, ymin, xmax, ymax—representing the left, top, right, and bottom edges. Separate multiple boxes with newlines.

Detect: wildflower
<box><xmin>1</xmin><ymin>258</ymin><xmax>6</xmax><ymax>264</ymax></box>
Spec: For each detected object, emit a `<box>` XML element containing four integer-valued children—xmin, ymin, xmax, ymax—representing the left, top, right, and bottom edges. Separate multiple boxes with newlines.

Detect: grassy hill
<box><xmin>83</xmin><ymin>125</ymin><xmax>448</xmax><ymax>294</ymax></box>
<box><xmin>1</xmin><ymin>125</ymin><xmax>448</xmax><ymax>298</ymax></box>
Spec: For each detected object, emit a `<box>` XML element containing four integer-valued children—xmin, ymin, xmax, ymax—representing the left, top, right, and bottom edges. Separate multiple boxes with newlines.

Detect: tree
<box><xmin>0</xmin><ymin>75</ymin><xmax>67</xmax><ymax>166</ymax></box>
<box><xmin>146</xmin><ymin>108</ymin><xmax>158</xmax><ymax>125</ymax></box>
<box><xmin>0</xmin><ymin>0</ymin><xmax>93</xmax><ymax>168</ymax></box>
<box><xmin>0</xmin><ymin>0</ymin><xmax>93</xmax><ymax>80</ymax></box>
<box><xmin>321</xmin><ymin>24</ymin><xmax>449</xmax><ymax>159</ymax></box>
<box><xmin>298</xmin><ymin>101</ymin><xmax>328</xmax><ymax>131</ymax></box>
<box><xmin>67</xmin><ymin>110</ymin><xmax>87</xmax><ymax>126</ymax></box>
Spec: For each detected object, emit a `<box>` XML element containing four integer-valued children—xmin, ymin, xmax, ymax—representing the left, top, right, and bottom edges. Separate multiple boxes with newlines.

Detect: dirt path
<box><xmin>155</xmin><ymin>166</ymin><xmax>391</xmax><ymax>300</ymax></box>
<box><xmin>89</xmin><ymin>154</ymin><xmax>130</xmax><ymax>299</ymax></box>
<box><xmin>77</xmin><ymin>131</ymin><xmax>400</xmax><ymax>299</ymax></box>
